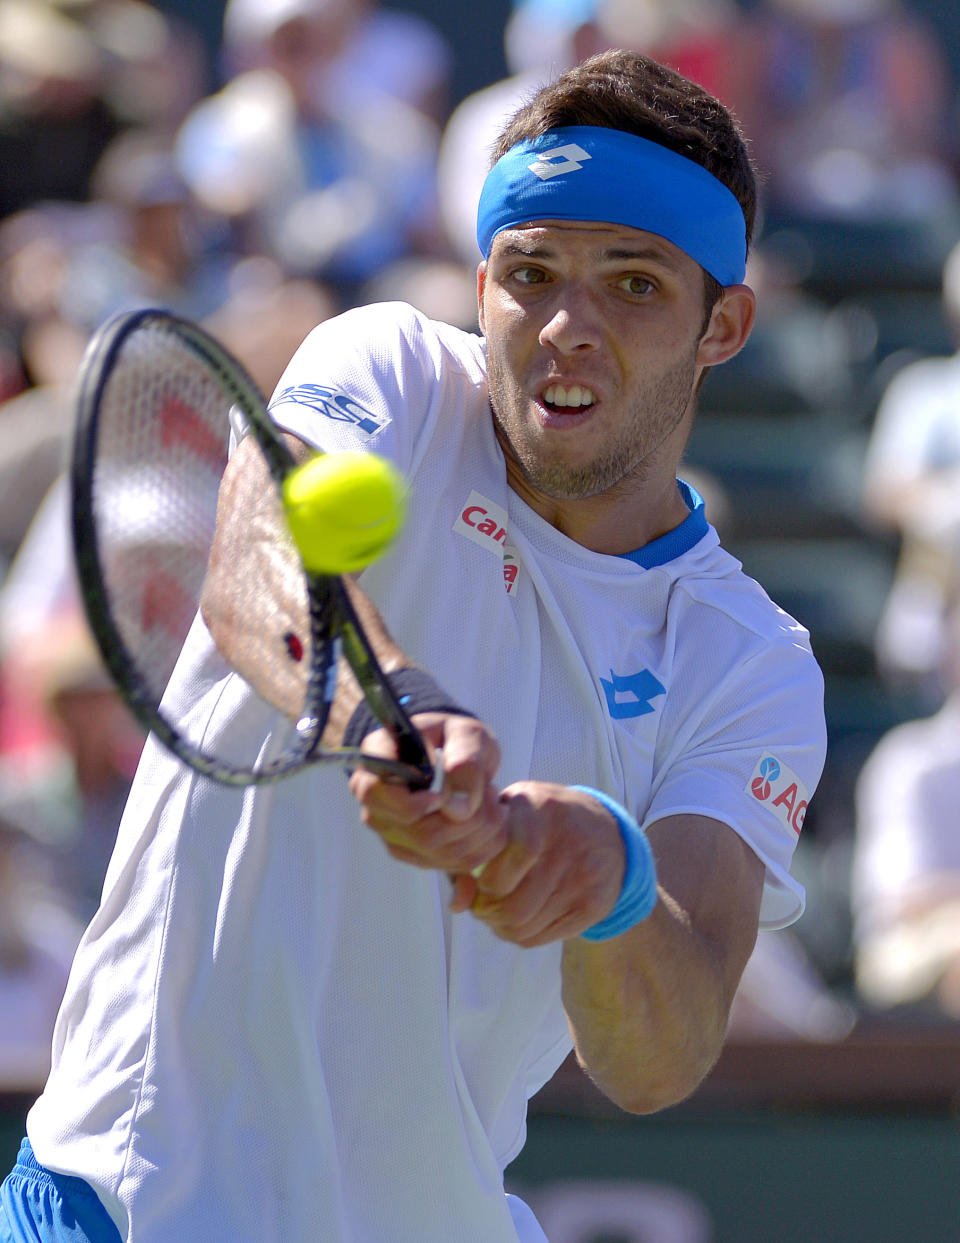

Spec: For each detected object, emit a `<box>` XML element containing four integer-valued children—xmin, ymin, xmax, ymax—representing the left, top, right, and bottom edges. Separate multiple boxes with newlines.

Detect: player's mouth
<box><xmin>542</xmin><ymin>383</ymin><xmax>596</xmax><ymax>409</ymax></box>
<box><xmin>537</xmin><ymin>383</ymin><xmax>598</xmax><ymax>424</ymax></box>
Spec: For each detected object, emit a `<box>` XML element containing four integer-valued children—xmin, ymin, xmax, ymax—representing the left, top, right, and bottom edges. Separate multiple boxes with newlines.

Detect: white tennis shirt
<box><xmin>28</xmin><ymin>303</ymin><xmax>826</xmax><ymax>1242</ymax></box>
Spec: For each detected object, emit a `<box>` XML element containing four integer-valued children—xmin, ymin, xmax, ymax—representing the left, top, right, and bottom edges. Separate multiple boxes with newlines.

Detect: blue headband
<box><xmin>477</xmin><ymin>126</ymin><xmax>747</xmax><ymax>287</ymax></box>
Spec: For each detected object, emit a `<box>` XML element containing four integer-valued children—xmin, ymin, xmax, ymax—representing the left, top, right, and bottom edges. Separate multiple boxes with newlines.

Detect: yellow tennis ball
<box><xmin>282</xmin><ymin>450</ymin><xmax>407</xmax><ymax>574</ymax></box>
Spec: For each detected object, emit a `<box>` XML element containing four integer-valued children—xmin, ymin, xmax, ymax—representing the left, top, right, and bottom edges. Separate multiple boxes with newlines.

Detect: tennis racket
<box><xmin>71</xmin><ymin>306</ymin><xmax>435</xmax><ymax>788</ymax></box>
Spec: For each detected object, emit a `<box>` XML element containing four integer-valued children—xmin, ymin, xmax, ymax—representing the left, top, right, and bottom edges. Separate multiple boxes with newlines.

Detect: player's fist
<box><xmin>349</xmin><ymin>714</ymin><xmax>508</xmax><ymax>874</ymax></box>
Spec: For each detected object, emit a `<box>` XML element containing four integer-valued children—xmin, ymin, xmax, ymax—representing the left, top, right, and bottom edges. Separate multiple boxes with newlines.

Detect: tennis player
<box><xmin>1</xmin><ymin>51</ymin><xmax>825</xmax><ymax>1243</ymax></box>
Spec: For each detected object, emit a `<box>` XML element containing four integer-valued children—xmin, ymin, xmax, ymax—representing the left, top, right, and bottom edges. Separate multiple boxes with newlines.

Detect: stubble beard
<box><xmin>488</xmin><ymin>344</ymin><xmax>700</xmax><ymax>502</ymax></box>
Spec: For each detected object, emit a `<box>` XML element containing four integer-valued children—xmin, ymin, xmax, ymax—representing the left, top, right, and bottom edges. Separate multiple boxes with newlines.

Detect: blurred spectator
<box><xmin>731</xmin><ymin>0</ymin><xmax>959</xmax><ymax>227</ymax></box>
<box><xmin>202</xmin><ymin>255</ymin><xmax>338</xmax><ymax>395</ymax></box>
<box><xmin>55</xmin><ymin>129</ymin><xmax>237</xmax><ymax>340</ymax></box>
<box><xmin>728</xmin><ymin>929</ymin><xmax>857</xmax><ymax>1041</ymax></box>
<box><xmin>437</xmin><ymin>0</ymin><xmax>600</xmax><ymax>267</ymax></box>
<box><xmin>851</xmin><ymin>598</ymin><xmax>960</xmax><ymax>1018</ymax></box>
<box><xmin>0</xmin><ymin>477</ymin><xmax>143</xmax><ymax>920</ymax></box>
<box><xmin>0</xmin><ymin>384</ymin><xmax>72</xmax><ymax>575</ymax></box>
<box><xmin>0</xmin><ymin>809</ymin><xmax>81</xmax><ymax>1088</ymax></box>
<box><xmin>175</xmin><ymin>0</ymin><xmax>444</xmax><ymax>303</ymax></box>
<box><xmin>63</xmin><ymin>0</ymin><xmax>208</xmax><ymax>134</ymax></box>
<box><xmin>0</xmin><ymin>128</ymin><xmax>238</xmax><ymax>571</ymax></box>
<box><xmin>597</xmin><ymin>0</ymin><xmax>742</xmax><ymax>105</ymax></box>
<box><xmin>223</xmin><ymin>0</ymin><xmax>453</xmax><ymax>123</ymax></box>
<box><xmin>0</xmin><ymin>205</ymin><xmax>88</xmax><ymax>570</ymax></box>
<box><xmin>861</xmin><ymin>237</ymin><xmax>960</xmax><ymax>688</ymax></box>
<box><xmin>437</xmin><ymin>0</ymin><xmax>744</xmax><ymax>266</ymax></box>
<box><xmin>0</xmin><ymin>0</ymin><xmax>205</xmax><ymax>222</ymax></box>
<box><xmin>0</xmin><ymin>0</ymin><xmax>122</xmax><ymax>219</ymax></box>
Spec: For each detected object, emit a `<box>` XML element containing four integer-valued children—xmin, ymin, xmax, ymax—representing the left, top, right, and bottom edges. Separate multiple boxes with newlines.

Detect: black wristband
<box><xmin>342</xmin><ymin>668</ymin><xmax>476</xmax><ymax>748</ymax></box>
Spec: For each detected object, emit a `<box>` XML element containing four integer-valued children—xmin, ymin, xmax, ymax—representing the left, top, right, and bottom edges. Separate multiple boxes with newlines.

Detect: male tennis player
<box><xmin>2</xmin><ymin>51</ymin><xmax>825</xmax><ymax>1243</ymax></box>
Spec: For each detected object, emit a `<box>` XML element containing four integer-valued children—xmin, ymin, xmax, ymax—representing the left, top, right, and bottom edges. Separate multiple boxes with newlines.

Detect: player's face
<box><xmin>478</xmin><ymin>221</ymin><xmax>742</xmax><ymax>508</ymax></box>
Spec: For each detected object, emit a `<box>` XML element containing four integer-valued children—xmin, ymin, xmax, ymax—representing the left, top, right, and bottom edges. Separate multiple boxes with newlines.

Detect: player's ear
<box><xmin>477</xmin><ymin>262</ymin><xmax>487</xmax><ymax>333</ymax></box>
<box><xmin>696</xmin><ymin>285</ymin><xmax>756</xmax><ymax>367</ymax></box>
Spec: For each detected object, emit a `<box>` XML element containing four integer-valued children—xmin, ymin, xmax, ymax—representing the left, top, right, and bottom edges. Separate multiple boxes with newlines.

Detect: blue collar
<box><xmin>618</xmin><ymin>480</ymin><xmax>708</xmax><ymax>569</ymax></box>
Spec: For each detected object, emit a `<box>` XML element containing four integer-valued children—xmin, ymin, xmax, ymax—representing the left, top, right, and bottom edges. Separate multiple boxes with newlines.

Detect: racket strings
<box><xmin>90</xmin><ymin>324</ymin><xmax>239</xmax><ymax>713</ymax></box>
<box><xmin>75</xmin><ymin>309</ymin><xmax>428</xmax><ymax>785</ymax></box>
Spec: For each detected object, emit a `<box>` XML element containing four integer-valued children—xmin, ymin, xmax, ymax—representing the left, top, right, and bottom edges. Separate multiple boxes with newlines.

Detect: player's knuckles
<box><xmin>442</xmin><ymin>717</ymin><xmax>501</xmax><ymax>779</ymax></box>
<box><xmin>381</xmin><ymin>813</ymin><xmax>485</xmax><ymax>868</ymax></box>
<box><xmin>358</xmin><ymin>781</ymin><xmax>443</xmax><ymax>825</ymax></box>
<box><xmin>383</xmin><ymin>840</ymin><xmax>432</xmax><ymax>868</ymax></box>
<box><xmin>473</xmin><ymin>872</ymin><xmax>547</xmax><ymax>926</ymax></box>
<box><xmin>474</xmin><ymin>839</ymin><xmax>535</xmax><ymax>898</ymax></box>
<box><xmin>485</xmin><ymin>896</ymin><xmax>580</xmax><ymax>947</ymax></box>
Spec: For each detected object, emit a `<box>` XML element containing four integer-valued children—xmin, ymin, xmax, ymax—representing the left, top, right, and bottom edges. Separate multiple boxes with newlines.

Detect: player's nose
<box><xmin>537</xmin><ymin>288</ymin><xmax>603</xmax><ymax>354</ymax></box>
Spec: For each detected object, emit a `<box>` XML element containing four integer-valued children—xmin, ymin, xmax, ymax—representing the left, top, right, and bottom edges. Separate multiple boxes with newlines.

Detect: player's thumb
<box><xmin>441</xmin><ymin>777</ymin><xmax>483</xmax><ymax>821</ymax></box>
<box><xmin>438</xmin><ymin>716</ymin><xmax>500</xmax><ymax>820</ymax></box>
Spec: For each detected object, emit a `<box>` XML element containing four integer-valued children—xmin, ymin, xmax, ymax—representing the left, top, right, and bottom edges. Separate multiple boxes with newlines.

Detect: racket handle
<box><xmin>392</xmin><ymin>730</ymin><xmax>437</xmax><ymax>791</ymax></box>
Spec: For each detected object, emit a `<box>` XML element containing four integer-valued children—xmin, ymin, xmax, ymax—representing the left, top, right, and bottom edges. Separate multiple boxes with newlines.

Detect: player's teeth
<box><xmin>544</xmin><ymin>384</ymin><xmax>595</xmax><ymax>408</ymax></box>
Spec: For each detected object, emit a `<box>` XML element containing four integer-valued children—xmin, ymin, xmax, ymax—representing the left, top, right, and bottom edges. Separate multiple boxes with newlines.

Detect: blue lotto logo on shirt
<box><xmin>747</xmin><ymin>753</ymin><xmax>810</xmax><ymax>834</ymax></box>
<box><xmin>270</xmin><ymin>384</ymin><xmax>387</xmax><ymax>436</ymax></box>
<box><xmin>600</xmin><ymin>669</ymin><xmax>666</xmax><ymax>720</ymax></box>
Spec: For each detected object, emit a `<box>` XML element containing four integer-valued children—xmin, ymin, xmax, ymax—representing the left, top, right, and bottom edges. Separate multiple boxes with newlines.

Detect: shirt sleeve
<box><xmin>243</xmin><ymin>302</ymin><xmax>451</xmax><ymax>475</ymax></box>
<box><xmin>642</xmin><ymin>634</ymin><xmax>827</xmax><ymax>929</ymax></box>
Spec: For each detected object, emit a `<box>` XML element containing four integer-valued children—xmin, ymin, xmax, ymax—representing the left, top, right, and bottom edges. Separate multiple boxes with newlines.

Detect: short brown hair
<box><xmin>493</xmin><ymin>50</ymin><xmax>758</xmax><ymax>256</ymax></box>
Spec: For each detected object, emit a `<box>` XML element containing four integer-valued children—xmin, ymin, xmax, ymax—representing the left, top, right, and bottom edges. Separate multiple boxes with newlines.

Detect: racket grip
<box><xmin>392</xmin><ymin>732</ymin><xmax>437</xmax><ymax>791</ymax></box>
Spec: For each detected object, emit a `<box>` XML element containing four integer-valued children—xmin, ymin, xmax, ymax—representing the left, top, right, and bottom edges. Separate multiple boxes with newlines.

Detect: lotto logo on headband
<box><xmin>477</xmin><ymin>125</ymin><xmax>748</xmax><ymax>286</ymax></box>
<box><xmin>528</xmin><ymin>143</ymin><xmax>592</xmax><ymax>180</ymax></box>
<box><xmin>746</xmin><ymin>753</ymin><xmax>809</xmax><ymax>834</ymax></box>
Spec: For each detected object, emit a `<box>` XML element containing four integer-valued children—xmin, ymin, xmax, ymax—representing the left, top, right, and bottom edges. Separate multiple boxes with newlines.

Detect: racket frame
<box><xmin>71</xmin><ymin>307</ymin><xmax>434</xmax><ymax>788</ymax></box>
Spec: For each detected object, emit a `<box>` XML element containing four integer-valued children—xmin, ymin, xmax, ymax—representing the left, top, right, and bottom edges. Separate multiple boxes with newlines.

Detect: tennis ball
<box><xmin>282</xmin><ymin>450</ymin><xmax>407</xmax><ymax>575</ymax></box>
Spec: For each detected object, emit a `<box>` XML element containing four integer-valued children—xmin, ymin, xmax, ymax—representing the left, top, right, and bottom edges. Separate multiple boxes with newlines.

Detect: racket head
<box><xmin>71</xmin><ymin>307</ymin><xmax>338</xmax><ymax>785</ymax></box>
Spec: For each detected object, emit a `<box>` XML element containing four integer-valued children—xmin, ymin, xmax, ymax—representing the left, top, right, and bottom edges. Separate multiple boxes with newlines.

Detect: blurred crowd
<box><xmin>3</xmin><ymin>0</ymin><xmax>960</xmax><ymax>1085</ymax></box>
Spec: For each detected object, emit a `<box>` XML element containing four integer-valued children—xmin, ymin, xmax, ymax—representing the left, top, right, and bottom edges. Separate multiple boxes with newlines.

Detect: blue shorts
<box><xmin>0</xmin><ymin>1140</ymin><xmax>122</xmax><ymax>1243</ymax></box>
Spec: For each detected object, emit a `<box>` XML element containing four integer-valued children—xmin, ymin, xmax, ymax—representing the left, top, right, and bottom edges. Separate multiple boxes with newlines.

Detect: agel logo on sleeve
<box><xmin>747</xmin><ymin>753</ymin><xmax>809</xmax><ymax>834</ymax></box>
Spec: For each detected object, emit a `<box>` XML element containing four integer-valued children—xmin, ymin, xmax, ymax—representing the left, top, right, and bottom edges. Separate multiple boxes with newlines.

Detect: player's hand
<box><xmin>449</xmin><ymin>783</ymin><xmax>627</xmax><ymax>947</ymax></box>
<box><xmin>348</xmin><ymin>713</ymin><xmax>509</xmax><ymax>874</ymax></box>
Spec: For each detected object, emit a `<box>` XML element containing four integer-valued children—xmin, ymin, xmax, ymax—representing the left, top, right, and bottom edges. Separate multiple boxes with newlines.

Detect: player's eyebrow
<box><xmin>494</xmin><ymin>239</ymin><xmax>554</xmax><ymax>259</ymax></box>
<box><xmin>494</xmin><ymin>237</ymin><xmax>685</xmax><ymax>272</ymax></box>
<box><xmin>600</xmin><ymin>245</ymin><xmax>684</xmax><ymax>270</ymax></box>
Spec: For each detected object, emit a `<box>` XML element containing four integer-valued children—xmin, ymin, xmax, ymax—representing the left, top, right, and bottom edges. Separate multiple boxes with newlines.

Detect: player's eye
<box><xmin>616</xmin><ymin>274</ymin><xmax>655</xmax><ymax>297</ymax></box>
<box><xmin>511</xmin><ymin>265</ymin><xmax>550</xmax><ymax>286</ymax></box>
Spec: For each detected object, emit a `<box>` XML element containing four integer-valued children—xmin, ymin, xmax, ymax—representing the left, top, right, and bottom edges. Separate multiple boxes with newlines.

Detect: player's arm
<box><xmin>442</xmin><ymin>784</ymin><xmax>763</xmax><ymax>1113</ymax></box>
<box><xmin>560</xmin><ymin>811</ymin><xmax>763</xmax><ymax>1114</ymax></box>
<box><xmin>202</xmin><ymin>431</ymin><xmax>315</xmax><ymax>719</ymax></box>
<box><xmin>355</xmin><ymin>768</ymin><xmax>762</xmax><ymax>1110</ymax></box>
<box><xmin>202</xmin><ymin>432</ymin><xmax>508</xmax><ymax>865</ymax></box>
<box><xmin>204</xmin><ymin>430</ymin><xmax>416</xmax><ymax>731</ymax></box>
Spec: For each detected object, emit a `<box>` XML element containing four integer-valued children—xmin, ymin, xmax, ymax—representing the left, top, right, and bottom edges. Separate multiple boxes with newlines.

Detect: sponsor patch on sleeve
<box><xmin>746</xmin><ymin>753</ymin><xmax>810</xmax><ymax>835</ymax></box>
<box><xmin>269</xmin><ymin>384</ymin><xmax>389</xmax><ymax>437</ymax></box>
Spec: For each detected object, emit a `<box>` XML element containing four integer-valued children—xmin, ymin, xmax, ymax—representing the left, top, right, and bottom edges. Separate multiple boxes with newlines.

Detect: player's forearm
<box><xmin>202</xmin><ymin>434</ymin><xmax>409</xmax><ymax>733</ymax></box>
<box><xmin>561</xmin><ymin>897</ymin><xmax>733</xmax><ymax>1114</ymax></box>
<box><xmin>201</xmin><ymin>434</ymin><xmax>311</xmax><ymax>717</ymax></box>
<box><xmin>561</xmin><ymin>816</ymin><xmax>764</xmax><ymax>1115</ymax></box>
<box><xmin>320</xmin><ymin>577</ymin><xmax>410</xmax><ymax>745</ymax></box>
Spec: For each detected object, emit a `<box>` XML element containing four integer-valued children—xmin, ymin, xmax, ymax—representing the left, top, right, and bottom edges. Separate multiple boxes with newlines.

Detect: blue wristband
<box><xmin>572</xmin><ymin>786</ymin><xmax>658</xmax><ymax>941</ymax></box>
